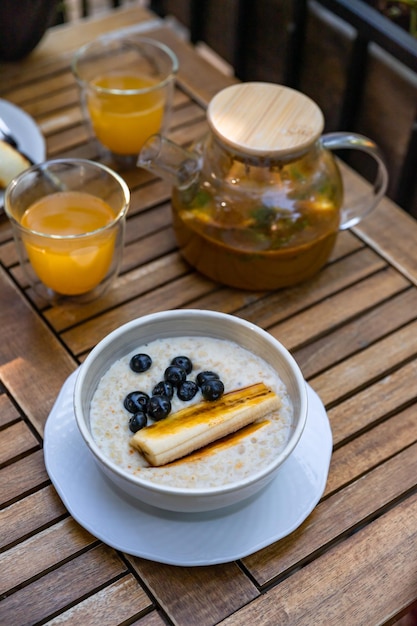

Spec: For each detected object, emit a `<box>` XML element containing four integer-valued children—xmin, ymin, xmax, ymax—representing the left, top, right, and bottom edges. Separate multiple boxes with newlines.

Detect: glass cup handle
<box><xmin>320</xmin><ymin>131</ymin><xmax>389</xmax><ymax>229</ymax></box>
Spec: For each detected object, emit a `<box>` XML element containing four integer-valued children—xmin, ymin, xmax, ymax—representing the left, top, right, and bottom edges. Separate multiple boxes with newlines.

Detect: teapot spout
<box><xmin>137</xmin><ymin>134</ymin><xmax>200</xmax><ymax>190</ymax></box>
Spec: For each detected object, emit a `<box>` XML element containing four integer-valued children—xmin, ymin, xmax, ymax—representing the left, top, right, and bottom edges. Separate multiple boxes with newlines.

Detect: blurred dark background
<box><xmin>3</xmin><ymin>0</ymin><xmax>417</xmax><ymax>217</ymax></box>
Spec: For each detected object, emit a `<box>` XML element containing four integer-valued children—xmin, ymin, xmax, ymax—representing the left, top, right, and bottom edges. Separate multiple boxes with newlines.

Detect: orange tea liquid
<box><xmin>171</xmin><ymin>154</ymin><xmax>342</xmax><ymax>290</ymax></box>
<box><xmin>21</xmin><ymin>191</ymin><xmax>117</xmax><ymax>295</ymax></box>
<box><xmin>88</xmin><ymin>74</ymin><xmax>165</xmax><ymax>155</ymax></box>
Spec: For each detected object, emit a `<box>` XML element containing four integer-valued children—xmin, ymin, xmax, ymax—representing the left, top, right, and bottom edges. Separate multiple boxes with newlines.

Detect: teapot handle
<box><xmin>320</xmin><ymin>132</ymin><xmax>389</xmax><ymax>229</ymax></box>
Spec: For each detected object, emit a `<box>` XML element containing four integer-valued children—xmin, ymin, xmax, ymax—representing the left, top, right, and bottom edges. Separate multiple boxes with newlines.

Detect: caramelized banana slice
<box><xmin>166</xmin><ymin>419</ymin><xmax>270</xmax><ymax>466</ymax></box>
<box><xmin>130</xmin><ymin>382</ymin><xmax>281</xmax><ymax>466</ymax></box>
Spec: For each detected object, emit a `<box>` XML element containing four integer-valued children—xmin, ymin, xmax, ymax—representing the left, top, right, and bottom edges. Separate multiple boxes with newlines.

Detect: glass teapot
<box><xmin>138</xmin><ymin>82</ymin><xmax>388</xmax><ymax>290</ymax></box>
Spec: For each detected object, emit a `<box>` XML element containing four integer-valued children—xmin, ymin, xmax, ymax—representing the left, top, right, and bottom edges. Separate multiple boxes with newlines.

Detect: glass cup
<box><xmin>5</xmin><ymin>158</ymin><xmax>130</xmax><ymax>304</ymax></box>
<box><xmin>72</xmin><ymin>35</ymin><xmax>178</xmax><ymax>165</ymax></box>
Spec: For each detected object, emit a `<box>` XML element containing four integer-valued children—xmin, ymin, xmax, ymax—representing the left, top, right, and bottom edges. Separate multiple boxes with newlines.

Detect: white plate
<box><xmin>0</xmin><ymin>98</ymin><xmax>45</xmax><ymax>163</ymax></box>
<box><xmin>44</xmin><ymin>370</ymin><xmax>332</xmax><ymax>566</ymax></box>
<box><xmin>0</xmin><ymin>98</ymin><xmax>46</xmax><ymax>208</ymax></box>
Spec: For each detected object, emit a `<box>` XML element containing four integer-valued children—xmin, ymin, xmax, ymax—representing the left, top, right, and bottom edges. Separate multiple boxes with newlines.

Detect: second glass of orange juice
<box><xmin>5</xmin><ymin>159</ymin><xmax>130</xmax><ymax>303</ymax></box>
<box><xmin>72</xmin><ymin>36</ymin><xmax>178</xmax><ymax>160</ymax></box>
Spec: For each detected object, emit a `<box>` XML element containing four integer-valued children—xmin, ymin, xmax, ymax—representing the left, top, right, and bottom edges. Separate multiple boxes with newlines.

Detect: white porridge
<box><xmin>90</xmin><ymin>336</ymin><xmax>293</xmax><ymax>489</ymax></box>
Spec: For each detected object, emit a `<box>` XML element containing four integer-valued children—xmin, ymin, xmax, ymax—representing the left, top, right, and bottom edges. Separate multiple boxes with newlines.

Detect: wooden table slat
<box><xmin>0</xmin><ymin>485</ymin><xmax>67</xmax><ymax>551</ymax></box>
<box><xmin>243</xmin><ymin>442</ymin><xmax>417</xmax><ymax>585</ymax></box>
<box><xmin>311</xmin><ymin>318</ymin><xmax>417</xmax><ymax>405</ymax></box>
<box><xmin>0</xmin><ymin>517</ymin><xmax>97</xmax><ymax>595</ymax></box>
<box><xmin>326</xmin><ymin>406</ymin><xmax>417</xmax><ymax>495</ymax></box>
<box><xmin>129</xmin><ymin>558</ymin><xmax>259</xmax><ymax>626</ymax></box>
<box><xmin>0</xmin><ymin>267</ymin><xmax>76</xmax><ymax>434</ymax></box>
<box><xmin>293</xmin><ymin>282</ymin><xmax>417</xmax><ymax>379</ymax></box>
<box><xmin>276</xmin><ymin>267</ymin><xmax>410</xmax><ymax>353</ymax></box>
<box><xmin>0</xmin><ymin>547</ymin><xmax>135</xmax><ymax>626</ymax></box>
<box><xmin>0</xmin><ymin>393</ymin><xmax>20</xmax><ymax>428</ymax></box>
<box><xmin>222</xmin><ymin>492</ymin><xmax>417</xmax><ymax>626</ymax></box>
<box><xmin>0</xmin><ymin>421</ymin><xmax>40</xmax><ymax>465</ymax></box>
<box><xmin>60</xmin><ymin>271</ymin><xmax>217</xmax><ymax>356</ymax></box>
<box><xmin>0</xmin><ymin>450</ymin><xmax>50</xmax><ymax>506</ymax></box>
<box><xmin>43</xmin><ymin>576</ymin><xmax>153</xmax><ymax>626</ymax></box>
<box><xmin>328</xmin><ymin>357</ymin><xmax>417</xmax><ymax>445</ymax></box>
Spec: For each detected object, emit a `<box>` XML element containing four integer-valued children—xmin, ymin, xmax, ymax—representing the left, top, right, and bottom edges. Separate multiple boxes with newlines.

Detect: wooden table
<box><xmin>1</xmin><ymin>5</ymin><xmax>417</xmax><ymax>625</ymax></box>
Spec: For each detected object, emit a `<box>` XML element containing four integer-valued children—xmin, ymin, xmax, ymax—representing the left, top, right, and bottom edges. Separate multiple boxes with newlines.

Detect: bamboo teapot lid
<box><xmin>207</xmin><ymin>82</ymin><xmax>324</xmax><ymax>160</ymax></box>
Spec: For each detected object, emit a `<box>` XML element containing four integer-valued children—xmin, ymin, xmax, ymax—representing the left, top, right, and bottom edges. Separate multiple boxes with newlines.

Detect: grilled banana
<box><xmin>130</xmin><ymin>382</ymin><xmax>281</xmax><ymax>466</ymax></box>
<box><xmin>166</xmin><ymin>419</ymin><xmax>270</xmax><ymax>466</ymax></box>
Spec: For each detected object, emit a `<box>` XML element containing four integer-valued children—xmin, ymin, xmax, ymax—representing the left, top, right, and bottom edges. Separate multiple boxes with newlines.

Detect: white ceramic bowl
<box><xmin>74</xmin><ymin>309</ymin><xmax>308</xmax><ymax>512</ymax></box>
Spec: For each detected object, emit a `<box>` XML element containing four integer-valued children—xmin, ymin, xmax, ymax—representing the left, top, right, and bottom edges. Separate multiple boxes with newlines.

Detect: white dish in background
<box><xmin>0</xmin><ymin>98</ymin><xmax>45</xmax><ymax>163</ymax></box>
<box><xmin>0</xmin><ymin>98</ymin><xmax>46</xmax><ymax>208</ymax></box>
<box><xmin>44</xmin><ymin>370</ymin><xmax>332</xmax><ymax>567</ymax></box>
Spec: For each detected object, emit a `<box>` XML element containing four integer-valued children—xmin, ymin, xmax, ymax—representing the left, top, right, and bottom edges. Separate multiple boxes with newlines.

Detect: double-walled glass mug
<box><xmin>5</xmin><ymin>158</ymin><xmax>130</xmax><ymax>303</ymax></box>
<box><xmin>138</xmin><ymin>82</ymin><xmax>389</xmax><ymax>290</ymax></box>
<box><xmin>72</xmin><ymin>35</ymin><xmax>178</xmax><ymax>164</ymax></box>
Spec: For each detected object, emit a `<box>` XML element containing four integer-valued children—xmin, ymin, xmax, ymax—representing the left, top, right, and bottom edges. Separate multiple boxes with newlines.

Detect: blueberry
<box><xmin>128</xmin><ymin>411</ymin><xmax>147</xmax><ymax>433</ymax></box>
<box><xmin>148</xmin><ymin>394</ymin><xmax>171</xmax><ymax>420</ymax></box>
<box><xmin>130</xmin><ymin>353</ymin><xmax>152</xmax><ymax>373</ymax></box>
<box><xmin>124</xmin><ymin>390</ymin><xmax>150</xmax><ymax>414</ymax></box>
<box><xmin>152</xmin><ymin>380</ymin><xmax>174</xmax><ymax>399</ymax></box>
<box><xmin>164</xmin><ymin>365</ymin><xmax>187</xmax><ymax>387</ymax></box>
<box><xmin>171</xmin><ymin>355</ymin><xmax>193</xmax><ymax>375</ymax></box>
<box><xmin>177</xmin><ymin>380</ymin><xmax>199</xmax><ymax>401</ymax></box>
<box><xmin>201</xmin><ymin>379</ymin><xmax>224</xmax><ymax>401</ymax></box>
<box><xmin>196</xmin><ymin>371</ymin><xmax>220</xmax><ymax>388</ymax></box>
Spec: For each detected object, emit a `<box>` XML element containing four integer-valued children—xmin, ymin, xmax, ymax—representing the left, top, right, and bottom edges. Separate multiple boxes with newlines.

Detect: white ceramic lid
<box><xmin>207</xmin><ymin>82</ymin><xmax>324</xmax><ymax>160</ymax></box>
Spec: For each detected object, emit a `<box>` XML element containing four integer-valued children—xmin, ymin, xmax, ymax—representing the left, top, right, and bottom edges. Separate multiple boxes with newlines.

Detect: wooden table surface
<box><xmin>1</xmin><ymin>5</ymin><xmax>417</xmax><ymax>626</ymax></box>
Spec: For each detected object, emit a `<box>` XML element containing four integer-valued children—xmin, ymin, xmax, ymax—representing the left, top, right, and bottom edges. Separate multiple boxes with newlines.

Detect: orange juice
<box><xmin>21</xmin><ymin>191</ymin><xmax>117</xmax><ymax>295</ymax></box>
<box><xmin>87</xmin><ymin>74</ymin><xmax>165</xmax><ymax>155</ymax></box>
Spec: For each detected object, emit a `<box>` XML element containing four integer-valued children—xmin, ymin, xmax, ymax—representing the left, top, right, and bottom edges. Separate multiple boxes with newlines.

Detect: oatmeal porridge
<box><xmin>90</xmin><ymin>336</ymin><xmax>293</xmax><ymax>489</ymax></box>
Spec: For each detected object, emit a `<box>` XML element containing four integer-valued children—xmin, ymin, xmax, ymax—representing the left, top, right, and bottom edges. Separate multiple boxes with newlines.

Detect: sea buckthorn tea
<box><xmin>72</xmin><ymin>35</ymin><xmax>178</xmax><ymax>158</ymax></box>
<box><xmin>171</xmin><ymin>148</ymin><xmax>342</xmax><ymax>290</ymax></box>
<box><xmin>87</xmin><ymin>74</ymin><xmax>165</xmax><ymax>156</ymax></box>
<box><xmin>138</xmin><ymin>82</ymin><xmax>388</xmax><ymax>290</ymax></box>
<box><xmin>4</xmin><ymin>159</ymin><xmax>129</xmax><ymax>303</ymax></box>
<box><xmin>20</xmin><ymin>190</ymin><xmax>117</xmax><ymax>295</ymax></box>
<box><xmin>90</xmin><ymin>336</ymin><xmax>293</xmax><ymax>489</ymax></box>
